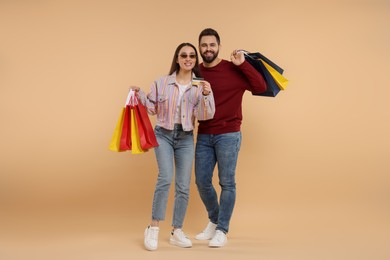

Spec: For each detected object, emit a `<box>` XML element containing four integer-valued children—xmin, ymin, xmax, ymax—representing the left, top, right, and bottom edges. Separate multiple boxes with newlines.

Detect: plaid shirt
<box><xmin>138</xmin><ymin>72</ymin><xmax>215</xmax><ymax>131</ymax></box>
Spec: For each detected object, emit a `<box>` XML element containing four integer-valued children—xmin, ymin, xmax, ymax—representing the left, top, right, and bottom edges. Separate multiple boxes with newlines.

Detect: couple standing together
<box><xmin>134</xmin><ymin>28</ymin><xmax>266</xmax><ymax>251</ymax></box>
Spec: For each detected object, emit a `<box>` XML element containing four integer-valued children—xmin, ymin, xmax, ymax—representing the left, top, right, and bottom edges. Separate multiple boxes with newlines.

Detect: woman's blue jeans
<box><xmin>195</xmin><ymin>132</ymin><xmax>242</xmax><ymax>234</ymax></box>
<box><xmin>151</xmin><ymin>124</ymin><xmax>194</xmax><ymax>229</ymax></box>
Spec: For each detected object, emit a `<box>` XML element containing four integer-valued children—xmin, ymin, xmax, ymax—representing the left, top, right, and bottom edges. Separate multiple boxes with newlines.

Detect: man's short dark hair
<box><xmin>198</xmin><ymin>28</ymin><xmax>221</xmax><ymax>45</ymax></box>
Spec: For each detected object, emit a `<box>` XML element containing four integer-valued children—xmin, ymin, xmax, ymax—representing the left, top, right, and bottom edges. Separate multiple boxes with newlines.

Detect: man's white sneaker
<box><xmin>195</xmin><ymin>222</ymin><xmax>217</xmax><ymax>240</ymax></box>
<box><xmin>169</xmin><ymin>229</ymin><xmax>192</xmax><ymax>248</ymax></box>
<box><xmin>144</xmin><ymin>226</ymin><xmax>159</xmax><ymax>251</ymax></box>
<box><xmin>209</xmin><ymin>230</ymin><xmax>227</xmax><ymax>247</ymax></box>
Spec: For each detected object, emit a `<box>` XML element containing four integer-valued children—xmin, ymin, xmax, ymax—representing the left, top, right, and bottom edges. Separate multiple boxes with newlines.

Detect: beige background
<box><xmin>0</xmin><ymin>0</ymin><xmax>389</xmax><ymax>259</ymax></box>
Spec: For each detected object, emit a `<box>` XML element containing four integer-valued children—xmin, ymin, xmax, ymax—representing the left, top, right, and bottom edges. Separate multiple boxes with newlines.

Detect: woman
<box><xmin>135</xmin><ymin>43</ymin><xmax>215</xmax><ymax>251</ymax></box>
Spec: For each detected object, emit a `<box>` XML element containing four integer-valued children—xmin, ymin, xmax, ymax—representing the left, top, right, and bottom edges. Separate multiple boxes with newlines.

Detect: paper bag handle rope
<box><xmin>125</xmin><ymin>89</ymin><xmax>138</xmax><ymax>106</ymax></box>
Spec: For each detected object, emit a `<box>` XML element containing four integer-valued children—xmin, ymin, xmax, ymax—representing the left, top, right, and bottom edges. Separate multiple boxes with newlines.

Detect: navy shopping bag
<box><xmin>244</xmin><ymin>51</ymin><xmax>285</xmax><ymax>97</ymax></box>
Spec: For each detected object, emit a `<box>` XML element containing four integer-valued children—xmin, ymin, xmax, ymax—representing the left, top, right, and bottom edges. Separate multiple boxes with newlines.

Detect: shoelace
<box><xmin>174</xmin><ymin>229</ymin><xmax>188</xmax><ymax>240</ymax></box>
<box><xmin>213</xmin><ymin>231</ymin><xmax>225</xmax><ymax>241</ymax></box>
<box><xmin>148</xmin><ymin>228</ymin><xmax>159</xmax><ymax>240</ymax></box>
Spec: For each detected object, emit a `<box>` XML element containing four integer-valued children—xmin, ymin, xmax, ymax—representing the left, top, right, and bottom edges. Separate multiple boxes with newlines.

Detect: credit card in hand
<box><xmin>192</xmin><ymin>77</ymin><xmax>204</xmax><ymax>86</ymax></box>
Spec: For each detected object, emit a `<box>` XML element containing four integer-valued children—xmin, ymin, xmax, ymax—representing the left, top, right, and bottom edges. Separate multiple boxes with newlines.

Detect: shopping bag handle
<box><xmin>125</xmin><ymin>89</ymin><xmax>139</xmax><ymax>106</ymax></box>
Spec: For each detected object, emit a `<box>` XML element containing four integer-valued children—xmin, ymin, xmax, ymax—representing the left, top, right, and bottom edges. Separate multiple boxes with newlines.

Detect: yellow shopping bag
<box><xmin>130</xmin><ymin>108</ymin><xmax>145</xmax><ymax>154</ymax></box>
<box><xmin>261</xmin><ymin>60</ymin><xmax>289</xmax><ymax>90</ymax></box>
<box><xmin>108</xmin><ymin>107</ymin><xmax>126</xmax><ymax>152</ymax></box>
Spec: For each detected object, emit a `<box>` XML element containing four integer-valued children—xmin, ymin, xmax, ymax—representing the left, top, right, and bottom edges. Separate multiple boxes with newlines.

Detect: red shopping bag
<box><xmin>134</xmin><ymin>101</ymin><xmax>159</xmax><ymax>150</ymax></box>
<box><xmin>119</xmin><ymin>105</ymin><xmax>132</xmax><ymax>151</ymax></box>
<box><xmin>130</xmin><ymin>106</ymin><xmax>145</xmax><ymax>154</ymax></box>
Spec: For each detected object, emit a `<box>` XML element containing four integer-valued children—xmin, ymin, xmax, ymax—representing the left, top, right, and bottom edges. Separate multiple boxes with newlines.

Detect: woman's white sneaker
<box><xmin>209</xmin><ymin>230</ymin><xmax>227</xmax><ymax>247</ymax></box>
<box><xmin>195</xmin><ymin>222</ymin><xmax>217</xmax><ymax>240</ymax></box>
<box><xmin>144</xmin><ymin>226</ymin><xmax>159</xmax><ymax>251</ymax></box>
<box><xmin>169</xmin><ymin>229</ymin><xmax>192</xmax><ymax>248</ymax></box>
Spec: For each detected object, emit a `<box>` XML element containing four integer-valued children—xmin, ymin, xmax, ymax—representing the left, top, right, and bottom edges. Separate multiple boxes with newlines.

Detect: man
<box><xmin>194</xmin><ymin>28</ymin><xmax>266</xmax><ymax>247</ymax></box>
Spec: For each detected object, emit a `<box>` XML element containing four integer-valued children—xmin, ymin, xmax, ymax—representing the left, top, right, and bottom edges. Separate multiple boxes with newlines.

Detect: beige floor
<box><xmin>1</xmin><ymin>200</ymin><xmax>389</xmax><ymax>260</ymax></box>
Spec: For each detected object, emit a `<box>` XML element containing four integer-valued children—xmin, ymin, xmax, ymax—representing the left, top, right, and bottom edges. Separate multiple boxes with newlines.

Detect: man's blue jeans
<box><xmin>195</xmin><ymin>132</ymin><xmax>242</xmax><ymax>234</ymax></box>
<box><xmin>151</xmin><ymin>124</ymin><xmax>194</xmax><ymax>229</ymax></box>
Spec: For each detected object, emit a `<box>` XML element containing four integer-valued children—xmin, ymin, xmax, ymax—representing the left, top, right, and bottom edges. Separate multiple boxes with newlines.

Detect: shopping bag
<box><xmin>109</xmin><ymin>91</ymin><xmax>133</xmax><ymax>152</ymax></box>
<box><xmin>244</xmin><ymin>51</ymin><xmax>288</xmax><ymax>97</ymax></box>
<box><xmin>134</xmin><ymin>101</ymin><xmax>159</xmax><ymax>150</ymax></box>
<box><xmin>108</xmin><ymin>107</ymin><xmax>126</xmax><ymax>152</ymax></box>
<box><xmin>130</xmin><ymin>107</ymin><xmax>145</xmax><ymax>154</ymax></box>
<box><xmin>261</xmin><ymin>60</ymin><xmax>288</xmax><ymax>90</ymax></box>
<box><xmin>109</xmin><ymin>89</ymin><xmax>136</xmax><ymax>152</ymax></box>
<box><xmin>109</xmin><ymin>88</ymin><xmax>158</xmax><ymax>154</ymax></box>
<box><xmin>119</xmin><ymin>105</ymin><xmax>132</xmax><ymax>151</ymax></box>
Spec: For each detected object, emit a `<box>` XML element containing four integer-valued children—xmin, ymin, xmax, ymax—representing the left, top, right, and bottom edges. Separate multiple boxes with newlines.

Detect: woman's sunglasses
<box><xmin>179</xmin><ymin>53</ymin><xmax>197</xmax><ymax>59</ymax></box>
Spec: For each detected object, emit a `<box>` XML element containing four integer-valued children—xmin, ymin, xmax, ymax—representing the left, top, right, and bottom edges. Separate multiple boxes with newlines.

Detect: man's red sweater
<box><xmin>198</xmin><ymin>59</ymin><xmax>266</xmax><ymax>134</ymax></box>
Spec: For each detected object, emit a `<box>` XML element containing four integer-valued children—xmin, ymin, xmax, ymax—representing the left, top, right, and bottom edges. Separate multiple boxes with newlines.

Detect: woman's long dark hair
<box><xmin>168</xmin><ymin>42</ymin><xmax>201</xmax><ymax>78</ymax></box>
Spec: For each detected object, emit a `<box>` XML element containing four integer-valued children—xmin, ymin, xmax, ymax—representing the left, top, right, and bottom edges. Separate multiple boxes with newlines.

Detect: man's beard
<box><xmin>201</xmin><ymin>50</ymin><xmax>219</xmax><ymax>64</ymax></box>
